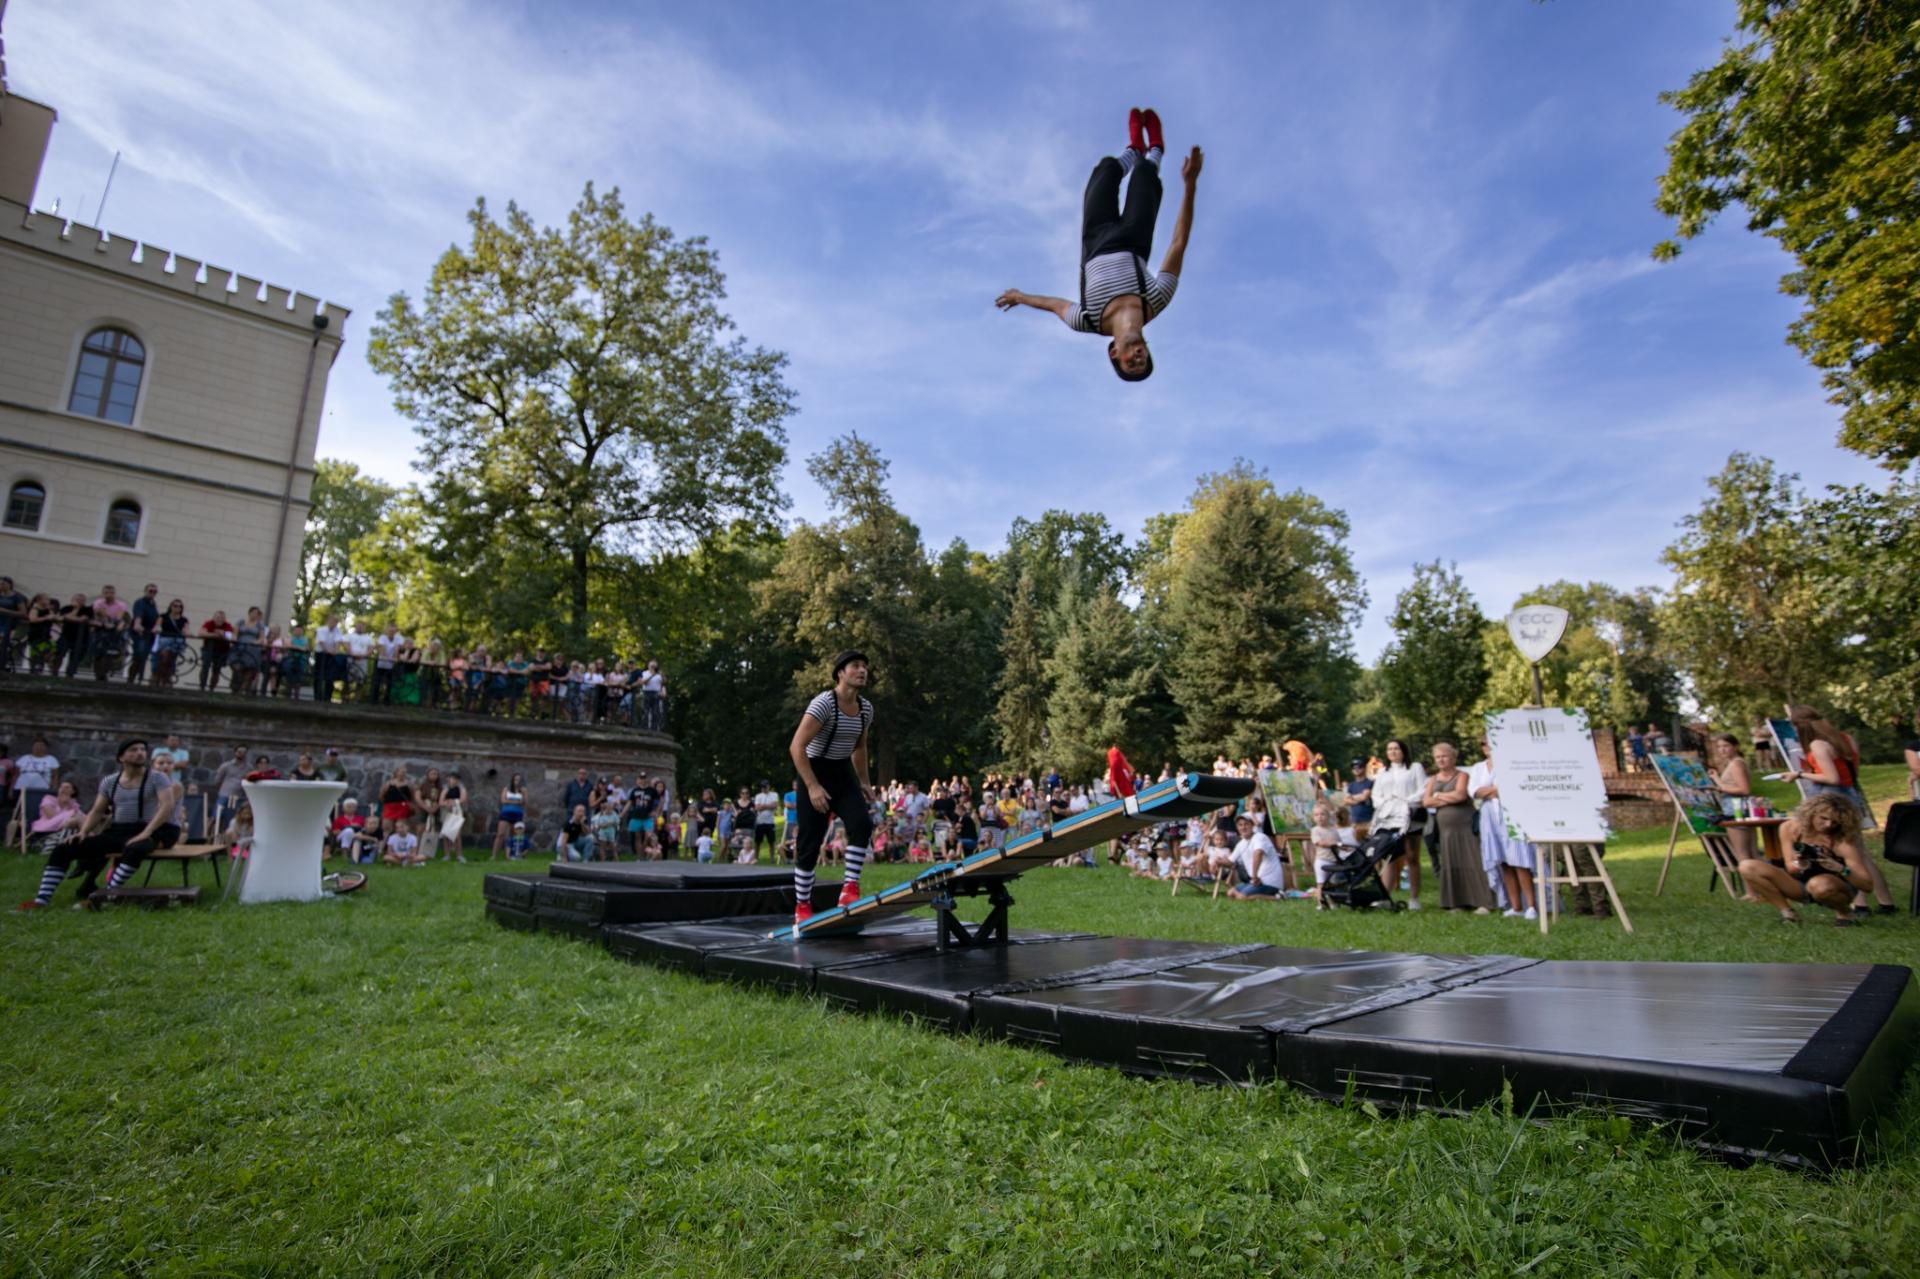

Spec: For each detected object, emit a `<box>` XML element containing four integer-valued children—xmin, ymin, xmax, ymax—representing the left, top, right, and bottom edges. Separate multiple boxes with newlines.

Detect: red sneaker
<box><xmin>15</xmin><ymin>900</ymin><xmax>46</xmax><ymax>913</ymax></box>
<box><xmin>793</xmin><ymin>900</ymin><xmax>814</xmax><ymax>927</ymax></box>
<box><xmin>1128</xmin><ymin>107</ymin><xmax>1145</xmax><ymax>153</ymax></box>
<box><xmin>1141</xmin><ymin>108</ymin><xmax>1164</xmax><ymax>152</ymax></box>
<box><xmin>837</xmin><ymin>881</ymin><xmax>862</xmax><ymax>909</ymax></box>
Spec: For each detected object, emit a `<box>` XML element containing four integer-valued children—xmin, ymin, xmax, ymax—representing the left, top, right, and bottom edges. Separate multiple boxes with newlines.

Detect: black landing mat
<box><xmin>815</xmin><ymin>936</ymin><xmax>1258</xmax><ymax>1033</ymax></box>
<box><xmin>482</xmin><ymin>872</ymin><xmax>546</xmax><ymax>911</ymax></box>
<box><xmin>530</xmin><ymin>876</ymin><xmax>840</xmax><ymax>938</ymax></box>
<box><xmin>975</xmin><ymin>947</ymin><xmax>1526</xmax><ymax>1083</ymax></box>
<box><xmin>548</xmin><ymin>862</ymin><xmax>793</xmax><ymax>889</ymax></box>
<box><xmin>1281</xmin><ymin>959</ymin><xmax>1920</xmax><ymax>1169</ymax></box>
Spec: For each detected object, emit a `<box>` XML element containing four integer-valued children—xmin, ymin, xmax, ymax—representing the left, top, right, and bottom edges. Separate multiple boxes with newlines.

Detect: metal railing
<box><xmin>0</xmin><ymin>627</ymin><xmax>669</xmax><ymax>732</ymax></box>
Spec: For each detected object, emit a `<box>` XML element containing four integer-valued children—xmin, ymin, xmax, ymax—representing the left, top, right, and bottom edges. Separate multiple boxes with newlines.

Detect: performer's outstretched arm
<box><xmin>995</xmin><ymin>289</ymin><xmax>1074</xmax><ymax>325</ymax></box>
<box><xmin>1158</xmin><ymin>146</ymin><xmax>1205</xmax><ymax>279</ymax></box>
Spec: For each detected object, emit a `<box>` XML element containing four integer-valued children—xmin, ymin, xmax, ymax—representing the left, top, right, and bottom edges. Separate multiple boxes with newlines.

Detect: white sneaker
<box><xmin>1501</xmin><ymin>909</ymin><xmax>1522</xmax><ymax>918</ymax></box>
<box><xmin>1406</xmin><ymin>899</ymin><xmax>1422</xmax><ymax>911</ymax></box>
<box><xmin>1522</xmin><ymin>907</ymin><xmax>1538</xmax><ymax>920</ymax></box>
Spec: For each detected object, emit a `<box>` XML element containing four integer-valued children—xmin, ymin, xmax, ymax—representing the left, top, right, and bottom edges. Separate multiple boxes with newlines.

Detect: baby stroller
<box><xmin>1320</xmin><ymin>826</ymin><xmax>1406</xmax><ymax>910</ymax></box>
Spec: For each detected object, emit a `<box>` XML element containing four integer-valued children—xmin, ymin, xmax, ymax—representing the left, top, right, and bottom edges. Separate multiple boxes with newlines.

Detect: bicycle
<box><xmin>150</xmin><ymin>641</ymin><xmax>201</xmax><ymax>689</ymax></box>
<box><xmin>90</xmin><ymin>630</ymin><xmax>132</xmax><ymax>681</ymax></box>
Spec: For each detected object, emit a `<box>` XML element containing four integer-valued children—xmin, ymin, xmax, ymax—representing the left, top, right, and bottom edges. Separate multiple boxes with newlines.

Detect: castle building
<box><xmin>0</xmin><ymin>10</ymin><xmax>346</xmax><ymax>627</ymax></box>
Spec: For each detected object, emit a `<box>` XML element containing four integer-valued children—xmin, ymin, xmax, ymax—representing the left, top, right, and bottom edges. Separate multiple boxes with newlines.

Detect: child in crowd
<box><xmin>383</xmin><ymin>823</ymin><xmax>424</xmax><ymax>867</ymax></box>
<box><xmin>824</xmin><ymin>816</ymin><xmax>846</xmax><ymax>864</ymax></box>
<box><xmin>731</xmin><ymin>828</ymin><xmax>755</xmax><ymax>864</ymax></box>
<box><xmin>507</xmin><ymin>821</ymin><xmax>531</xmax><ymax>860</ymax></box>
<box><xmin>1154</xmin><ymin>840</ymin><xmax>1176</xmax><ymax>879</ymax></box>
<box><xmin>1309</xmin><ymin>801</ymin><xmax>1360</xmax><ymax>907</ymax></box>
<box><xmin>590</xmin><ymin>801</ymin><xmax>620</xmax><ymax>861</ymax></box>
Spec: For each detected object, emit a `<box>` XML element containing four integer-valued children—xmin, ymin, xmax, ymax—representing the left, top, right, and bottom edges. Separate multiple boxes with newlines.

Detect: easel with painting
<box><xmin>1649</xmin><ymin>753</ymin><xmax>1745</xmax><ymax>898</ymax></box>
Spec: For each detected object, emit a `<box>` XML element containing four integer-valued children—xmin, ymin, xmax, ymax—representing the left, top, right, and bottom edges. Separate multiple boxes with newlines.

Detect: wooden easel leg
<box><xmin>1655</xmin><ymin>809</ymin><xmax>1682</xmax><ymax>896</ymax></box>
<box><xmin>1535</xmin><ymin>845</ymin><xmax>1552</xmax><ymax>934</ymax></box>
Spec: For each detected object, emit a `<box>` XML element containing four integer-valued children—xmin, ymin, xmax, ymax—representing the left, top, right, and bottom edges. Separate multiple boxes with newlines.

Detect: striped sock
<box><xmin>34</xmin><ymin>864</ymin><xmax>66</xmax><ymax>904</ymax></box>
<box><xmin>793</xmin><ymin>867</ymin><xmax>815</xmax><ymax>908</ymax></box>
<box><xmin>108</xmin><ymin>862</ymin><xmax>137</xmax><ymax>890</ymax></box>
<box><xmin>843</xmin><ymin>846</ymin><xmax>868</xmax><ymax>886</ymax></box>
<box><xmin>1145</xmin><ymin>145</ymin><xmax>1163</xmax><ymax>167</ymax></box>
<box><xmin>1118</xmin><ymin>147</ymin><xmax>1141</xmax><ymax>176</ymax></box>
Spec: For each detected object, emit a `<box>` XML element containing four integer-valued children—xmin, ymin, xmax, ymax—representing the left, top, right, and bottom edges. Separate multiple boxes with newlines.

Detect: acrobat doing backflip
<box><xmin>788</xmin><ymin>649</ymin><xmax>876</xmax><ymax>927</ymax></box>
<box><xmin>997</xmin><ymin>108</ymin><xmax>1202</xmax><ymax>381</ymax></box>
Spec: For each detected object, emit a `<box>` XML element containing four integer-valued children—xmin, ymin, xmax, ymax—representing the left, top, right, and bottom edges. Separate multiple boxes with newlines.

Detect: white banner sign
<box><xmin>1485</xmin><ymin>706</ymin><xmax>1610</xmax><ymax>844</ymax></box>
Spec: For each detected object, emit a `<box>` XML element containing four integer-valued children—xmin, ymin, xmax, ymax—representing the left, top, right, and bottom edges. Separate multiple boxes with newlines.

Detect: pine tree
<box><xmin>1377</xmin><ymin>560</ymin><xmax>1489</xmax><ymax>749</ymax></box>
<box><xmin>993</xmin><ymin>571</ymin><xmax>1050</xmax><ymax>774</ymax></box>
<box><xmin>1155</xmin><ymin>464</ymin><xmax>1365</xmax><ymax>762</ymax></box>
<box><xmin>1046</xmin><ymin>587</ymin><xmax>1154</xmax><ymax>780</ymax></box>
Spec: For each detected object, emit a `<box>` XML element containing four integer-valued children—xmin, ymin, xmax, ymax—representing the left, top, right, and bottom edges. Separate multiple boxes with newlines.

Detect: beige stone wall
<box><xmin>0</xmin><ymin>196</ymin><xmax>346</xmax><ymax>625</ymax></box>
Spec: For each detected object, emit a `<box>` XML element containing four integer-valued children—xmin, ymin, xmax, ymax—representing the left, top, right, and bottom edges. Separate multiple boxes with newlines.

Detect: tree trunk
<box><xmin>569</xmin><ymin>541</ymin><xmax>591</xmax><ymax>651</ymax></box>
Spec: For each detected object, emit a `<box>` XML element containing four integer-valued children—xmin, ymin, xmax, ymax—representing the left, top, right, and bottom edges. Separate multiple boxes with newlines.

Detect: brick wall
<box><xmin>2</xmin><ymin>680</ymin><xmax>678</xmax><ymax>849</ymax></box>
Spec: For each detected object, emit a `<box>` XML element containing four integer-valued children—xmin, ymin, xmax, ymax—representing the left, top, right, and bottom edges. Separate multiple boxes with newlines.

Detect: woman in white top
<box><xmin>1369</xmin><ymin>739</ymin><xmax>1428</xmax><ymax>910</ymax></box>
<box><xmin>1468</xmin><ymin>736</ymin><xmax>1537</xmax><ymax>918</ymax></box>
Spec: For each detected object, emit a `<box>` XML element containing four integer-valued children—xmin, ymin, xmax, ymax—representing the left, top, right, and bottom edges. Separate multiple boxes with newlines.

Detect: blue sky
<box><xmin>8</xmin><ymin>0</ymin><xmax>1884</xmax><ymax>660</ymax></box>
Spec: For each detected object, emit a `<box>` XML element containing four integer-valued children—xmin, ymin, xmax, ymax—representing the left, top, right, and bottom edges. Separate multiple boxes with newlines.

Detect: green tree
<box><xmin>1655</xmin><ymin>1</ymin><xmax>1920</xmax><ymax>465</ymax></box>
<box><xmin>1809</xmin><ymin>476</ymin><xmax>1920</xmax><ymax>729</ymax></box>
<box><xmin>1046</xmin><ymin>587</ymin><xmax>1155</xmax><ymax>781</ymax></box>
<box><xmin>1150</xmin><ymin>462</ymin><xmax>1366</xmax><ymax>762</ymax></box>
<box><xmin>993</xmin><ymin>570</ymin><xmax>1050</xmax><ymax>775</ymax></box>
<box><xmin>367</xmin><ymin>183</ymin><xmax>793</xmax><ymax>648</ymax></box>
<box><xmin>996</xmin><ymin>511</ymin><xmax>1131</xmax><ymax>627</ymax></box>
<box><xmin>1659</xmin><ymin>454</ymin><xmax>1840</xmax><ymax>725</ymax></box>
<box><xmin>757</xmin><ymin>434</ymin><xmax>934</xmax><ymax>783</ymax></box>
<box><xmin>1377</xmin><ymin>561</ymin><xmax>1489</xmax><ymax>749</ymax></box>
<box><xmin>295</xmin><ymin>459</ymin><xmax>396</xmax><ymax>626</ymax></box>
<box><xmin>1478</xmin><ymin>580</ymin><xmax>1682</xmax><ymax>733</ymax></box>
<box><xmin>919</xmin><ymin>539</ymin><xmax>1004</xmax><ymax>779</ymax></box>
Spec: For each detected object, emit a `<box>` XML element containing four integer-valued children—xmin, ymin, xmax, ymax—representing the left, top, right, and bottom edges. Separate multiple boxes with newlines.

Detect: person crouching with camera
<box><xmin>1737</xmin><ymin>793</ymin><xmax>1874</xmax><ymax>927</ymax></box>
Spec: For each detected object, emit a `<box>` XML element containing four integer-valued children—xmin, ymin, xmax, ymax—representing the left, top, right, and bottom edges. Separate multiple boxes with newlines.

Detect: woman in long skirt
<box><xmin>1423</xmin><ymin>743</ymin><xmax>1492</xmax><ymax>913</ymax></box>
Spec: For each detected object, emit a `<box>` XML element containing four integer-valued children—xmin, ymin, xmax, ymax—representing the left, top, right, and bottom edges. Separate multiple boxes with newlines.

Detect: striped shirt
<box><xmin>804</xmin><ymin>690</ymin><xmax>872</xmax><ymax>760</ymax></box>
<box><xmin>1068</xmin><ymin>255</ymin><xmax>1179</xmax><ymax>333</ymax></box>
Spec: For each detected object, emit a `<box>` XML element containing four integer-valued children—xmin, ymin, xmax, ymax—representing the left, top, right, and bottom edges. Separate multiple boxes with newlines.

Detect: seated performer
<box><xmin>997</xmin><ymin>108</ymin><xmax>1203</xmax><ymax>381</ymax></box>
<box><xmin>18</xmin><ymin>738</ymin><xmax>180</xmax><ymax>911</ymax></box>
<box><xmin>788</xmin><ymin>650</ymin><xmax>877</xmax><ymax>927</ymax></box>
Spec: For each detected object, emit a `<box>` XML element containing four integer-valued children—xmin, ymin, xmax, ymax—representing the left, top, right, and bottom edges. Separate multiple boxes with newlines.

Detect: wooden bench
<box><xmin>138</xmin><ymin>842</ymin><xmax>226</xmax><ymax>889</ymax></box>
<box><xmin>94</xmin><ymin>885</ymin><xmax>202</xmax><ymax>908</ymax></box>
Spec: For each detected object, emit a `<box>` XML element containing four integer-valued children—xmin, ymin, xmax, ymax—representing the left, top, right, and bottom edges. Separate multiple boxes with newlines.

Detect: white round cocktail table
<box><xmin>238</xmin><ymin>780</ymin><xmax>348</xmax><ymax>904</ymax></box>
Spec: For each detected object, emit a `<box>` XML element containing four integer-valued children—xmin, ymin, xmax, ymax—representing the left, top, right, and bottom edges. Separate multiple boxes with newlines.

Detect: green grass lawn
<box><xmin>3</xmin><ymin>767</ymin><xmax>1917</xmax><ymax>1277</ymax></box>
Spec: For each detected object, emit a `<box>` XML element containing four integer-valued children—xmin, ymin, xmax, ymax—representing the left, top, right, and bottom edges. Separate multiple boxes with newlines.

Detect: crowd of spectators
<box><xmin>0</xmin><ymin>577</ymin><xmax>669</xmax><ymax>730</ymax></box>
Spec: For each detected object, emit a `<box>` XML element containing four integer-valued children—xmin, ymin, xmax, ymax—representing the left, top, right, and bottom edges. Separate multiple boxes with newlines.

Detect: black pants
<box><xmin>793</xmin><ymin>758</ymin><xmax>873</xmax><ymax>874</ymax></box>
<box><xmin>1082</xmin><ymin>153</ymin><xmax>1162</xmax><ymax>263</ymax></box>
<box><xmin>56</xmin><ymin>821</ymin><xmax>179</xmax><ymax>891</ymax></box>
<box><xmin>754</xmin><ymin>822</ymin><xmax>778</xmax><ymax>860</ymax></box>
<box><xmin>372</xmin><ymin>666</ymin><xmax>395</xmax><ymax>703</ymax></box>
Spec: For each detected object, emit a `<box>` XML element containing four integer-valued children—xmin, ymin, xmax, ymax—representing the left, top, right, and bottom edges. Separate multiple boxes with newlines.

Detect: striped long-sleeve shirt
<box><xmin>1068</xmin><ymin>256</ymin><xmax>1179</xmax><ymax>334</ymax></box>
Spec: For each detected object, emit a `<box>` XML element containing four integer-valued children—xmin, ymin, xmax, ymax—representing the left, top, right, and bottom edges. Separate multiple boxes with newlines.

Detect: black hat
<box><xmin>831</xmin><ymin>649</ymin><xmax>869</xmax><ymax>677</ymax></box>
<box><xmin>117</xmin><ymin>737</ymin><xmax>150</xmax><ymax>758</ymax></box>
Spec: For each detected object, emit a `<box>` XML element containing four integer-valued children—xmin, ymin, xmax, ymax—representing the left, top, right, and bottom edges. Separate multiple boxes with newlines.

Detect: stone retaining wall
<box><xmin>2</xmin><ymin>679</ymin><xmax>677</xmax><ymax>848</ymax></box>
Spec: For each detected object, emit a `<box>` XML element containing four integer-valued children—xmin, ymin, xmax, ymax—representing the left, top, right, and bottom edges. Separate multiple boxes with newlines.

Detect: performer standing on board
<box><xmin>788</xmin><ymin>650</ymin><xmax>877</xmax><ymax>927</ymax></box>
<box><xmin>996</xmin><ymin>108</ymin><xmax>1203</xmax><ymax>382</ymax></box>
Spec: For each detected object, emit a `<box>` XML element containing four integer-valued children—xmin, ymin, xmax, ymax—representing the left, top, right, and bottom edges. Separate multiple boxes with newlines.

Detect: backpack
<box><xmin>1883</xmin><ymin>801</ymin><xmax>1920</xmax><ymax>867</ymax></box>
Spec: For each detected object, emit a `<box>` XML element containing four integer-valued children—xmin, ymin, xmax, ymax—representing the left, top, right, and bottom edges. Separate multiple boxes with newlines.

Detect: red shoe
<box><xmin>1128</xmin><ymin>107</ymin><xmax>1145</xmax><ymax>153</ymax></box>
<box><xmin>1141</xmin><ymin>108</ymin><xmax>1164</xmax><ymax>152</ymax></box>
<box><xmin>793</xmin><ymin>900</ymin><xmax>814</xmax><ymax>927</ymax></box>
<box><xmin>15</xmin><ymin>900</ymin><xmax>46</xmax><ymax>912</ymax></box>
<box><xmin>837</xmin><ymin>881</ymin><xmax>862</xmax><ymax>908</ymax></box>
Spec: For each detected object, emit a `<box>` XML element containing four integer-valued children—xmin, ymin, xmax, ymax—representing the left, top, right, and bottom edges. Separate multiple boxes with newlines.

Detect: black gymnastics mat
<box><xmin>483</xmin><ymin>868</ymin><xmax>1919</xmax><ymax>1167</ymax></box>
<box><xmin>547</xmin><ymin>862</ymin><xmax>793</xmax><ymax>890</ymax></box>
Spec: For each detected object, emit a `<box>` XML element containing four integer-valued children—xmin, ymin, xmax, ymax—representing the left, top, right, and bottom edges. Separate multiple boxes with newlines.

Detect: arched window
<box><xmin>68</xmin><ymin>327</ymin><xmax>146</xmax><ymax>424</ymax></box>
<box><xmin>4</xmin><ymin>480</ymin><xmax>45</xmax><ymax>531</ymax></box>
<box><xmin>103</xmin><ymin>498</ymin><xmax>142</xmax><ymax>548</ymax></box>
